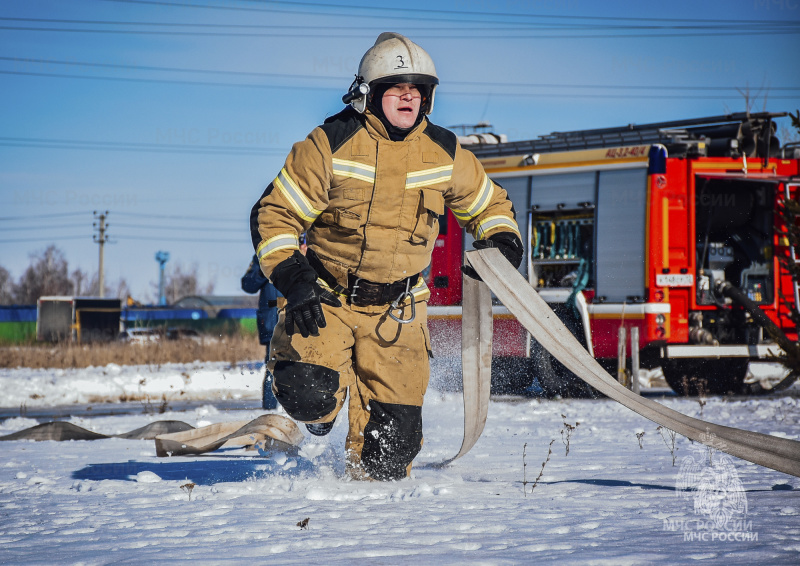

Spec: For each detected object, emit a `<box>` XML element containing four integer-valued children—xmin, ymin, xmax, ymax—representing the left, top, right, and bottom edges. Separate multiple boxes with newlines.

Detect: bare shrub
<box><xmin>656</xmin><ymin>425</ymin><xmax>678</xmax><ymax>466</ymax></box>
<box><xmin>153</xmin><ymin>263</ymin><xmax>215</xmax><ymax>304</ymax></box>
<box><xmin>0</xmin><ymin>266</ymin><xmax>13</xmax><ymax>305</ymax></box>
<box><xmin>523</xmin><ymin>439</ymin><xmax>555</xmax><ymax>496</ymax></box>
<box><xmin>560</xmin><ymin>414</ymin><xmax>580</xmax><ymax>456</ymax></box>
<box><xmin>13</xmin><ymin>245</ymin><xmax>74</xmax><ymax>304</ymax></box>
<box><xmin>180</xmin><ymin>482</ymin><xmax>196</xmax><ymax>501</ymax></box>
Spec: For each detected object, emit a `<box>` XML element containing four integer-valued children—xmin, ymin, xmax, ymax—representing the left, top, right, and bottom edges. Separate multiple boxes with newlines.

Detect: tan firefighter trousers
<box><xmin>268</xmin><ymin>300</ymin><xmax>431</xmax><ymax>480</ymax></box>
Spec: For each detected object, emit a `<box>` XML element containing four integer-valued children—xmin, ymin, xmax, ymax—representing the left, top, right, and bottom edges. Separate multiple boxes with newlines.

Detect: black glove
<box><xmin>462</xmin><ymin>231</ymin><xmax>524</xmax><ymax>281</ymax></box>
<box><xmin>269</xmin><ymin>251</ymin><xmax>341</xmax><ymax>338</ymax></box>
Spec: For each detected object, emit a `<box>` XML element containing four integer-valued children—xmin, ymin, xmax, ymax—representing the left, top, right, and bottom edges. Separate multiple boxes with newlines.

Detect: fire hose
<box><xmin>467</xmin><ymin>248</ymin><xmax>800</xmax><ymax>477</ymax></box>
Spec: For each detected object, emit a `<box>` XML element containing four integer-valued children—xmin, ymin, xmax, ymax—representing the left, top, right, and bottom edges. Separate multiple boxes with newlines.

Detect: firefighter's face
<box><xmin>382</xmin><ymin>83</ymin><xmax>421</xmax><ymax>129</ymax></box>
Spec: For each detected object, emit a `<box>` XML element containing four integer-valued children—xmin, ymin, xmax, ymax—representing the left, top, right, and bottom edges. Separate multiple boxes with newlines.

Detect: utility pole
<box><xmin>93</xmin><ymin>211</ymin><xmax>109</xmax><ymax>298</ymax></box>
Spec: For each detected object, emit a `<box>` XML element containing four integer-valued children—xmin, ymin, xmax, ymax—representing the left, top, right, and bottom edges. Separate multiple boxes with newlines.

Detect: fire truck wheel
<box><xmin>490</xmin><ymin>357</ymin><xmax>536</xmax><ymax>394</ymax></box>
<box><xmin>662</xmin><ymin>358</ymin><xmax>749</xmax><ymax>396</ymax></box>
<box><xmin>528</xmin><ymin>339</ymin><xmax>601</xmax><ymax>399</ymax></box>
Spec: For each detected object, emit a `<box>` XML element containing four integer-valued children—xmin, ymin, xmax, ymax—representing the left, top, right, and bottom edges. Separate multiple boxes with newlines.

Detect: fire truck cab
<box><xmin>426</xmin><ymin>112</ymin><xmax>800</xmax><ymax>396</ymax></box>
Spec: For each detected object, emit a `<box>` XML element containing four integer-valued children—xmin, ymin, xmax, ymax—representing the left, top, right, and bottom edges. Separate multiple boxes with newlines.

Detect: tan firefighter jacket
<box><xmin>251</xmin><ymin>108</ymin><xmax>519</xmax><ymax>294</ymax></box>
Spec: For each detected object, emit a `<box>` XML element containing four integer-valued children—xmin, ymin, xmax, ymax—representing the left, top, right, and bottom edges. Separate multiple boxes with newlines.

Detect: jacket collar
<box><xmin>364</xmin><ymin>109</ymin><xmax>428</xmax><ymax>142</ymax></box>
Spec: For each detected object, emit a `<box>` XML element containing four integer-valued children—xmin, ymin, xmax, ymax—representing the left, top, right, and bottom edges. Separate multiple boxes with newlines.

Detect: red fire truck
<box><xmin>426</xmin><ymin>112</ymin><xmax>800</xmax><ymax>396</ymax></box>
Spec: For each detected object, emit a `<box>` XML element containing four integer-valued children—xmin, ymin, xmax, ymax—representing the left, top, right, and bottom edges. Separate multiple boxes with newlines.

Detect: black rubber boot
<box><xmin>305</xmin><ymin>419</ymin><xmax>335</xmax><ymax>437</ymax></box>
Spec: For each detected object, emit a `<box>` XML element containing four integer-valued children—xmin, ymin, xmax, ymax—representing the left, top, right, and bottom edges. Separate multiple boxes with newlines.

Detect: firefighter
<box><xmin>241</xmin><ymin>254</ymin><xmax>279</xmax><ymax>410</ymax></box>
<box><xmin>250</xmin><ymin>32</ymin><xmax>523</xmax><ymax>480</ymax></box>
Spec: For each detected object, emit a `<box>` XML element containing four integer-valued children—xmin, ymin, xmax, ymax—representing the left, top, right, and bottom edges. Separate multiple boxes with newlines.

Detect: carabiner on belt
<box><xmin>387</xmin><ymin>277</ymin><xmax>416</xmax><ymax>324</ymax></box>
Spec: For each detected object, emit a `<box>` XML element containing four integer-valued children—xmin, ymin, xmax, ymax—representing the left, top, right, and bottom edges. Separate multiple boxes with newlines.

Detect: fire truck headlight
<box><xmin>656</xmin><ymin>314</ymin><xmax>666</xmax><ymax>325</ymax></box>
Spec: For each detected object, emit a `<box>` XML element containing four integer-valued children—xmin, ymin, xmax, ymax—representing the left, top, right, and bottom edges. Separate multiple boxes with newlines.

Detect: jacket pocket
<box><xmin>336</xmin><ymin>208</ymin><xmax>361</xmax><ymax>231</ymax></box>
<box><xmin>410</xmin><ymin>188</ymin><xmax>445</xmax><ymax>244</ymax></box>
<box><xmin>320</xmin><ymin>208</ymin><xmax>362</xmax><ymax>233</ymax></box>
<box><xmin>343</xmin><ymin>188</ymin><xmax>364</xmax><ymax>201</ymax></box>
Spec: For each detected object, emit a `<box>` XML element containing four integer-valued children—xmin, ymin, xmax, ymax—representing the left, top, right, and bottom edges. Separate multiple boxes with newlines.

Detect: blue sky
<box><xmin>1</xmin><ymin>0</ymin><xmax>798</xmax><ymax>299</ymax></box>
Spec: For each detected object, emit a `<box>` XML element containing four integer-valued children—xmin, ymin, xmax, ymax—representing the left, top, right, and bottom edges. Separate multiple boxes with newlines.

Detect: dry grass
<box><xmin>0</xmin><ymin>334</ymin><xmax>266</xmax><ymax>369</ymax></box>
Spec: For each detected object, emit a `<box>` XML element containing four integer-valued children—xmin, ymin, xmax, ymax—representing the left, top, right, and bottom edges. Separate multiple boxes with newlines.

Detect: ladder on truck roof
<box><xmin>465</xmin><ymin>111</ymin><xmax>787</xmax><ymax>158</ymax></box>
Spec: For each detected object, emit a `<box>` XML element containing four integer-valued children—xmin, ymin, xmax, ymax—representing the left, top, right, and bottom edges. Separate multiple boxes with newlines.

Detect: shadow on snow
<box><xmin>543</xmin><ymin>478</ymin><xmax>790</xmax><ymax>492</ymax></box>
<box><xmin>71</xmin><ymin>451</ymin><xmax>317</xmax><ymax>485</ymax></box>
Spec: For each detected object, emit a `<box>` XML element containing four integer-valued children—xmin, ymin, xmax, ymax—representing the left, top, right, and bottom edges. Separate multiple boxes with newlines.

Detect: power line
<box><xmin>451</xmin><ymin>91</ymin><xmax>800</xmax><ymax>100</ymax></box>
<box><xmin>113</xmin><ymin>222</ymin><xmax>244</xmax><ymax>232</ymax></box>
<box><xmin>3</xmin><ymin>71</ymin><xmax>798</xmax><ymax>101</ymax></box>
<box><xmin>0</xmin><ymin>16</ymin><xmax>470</xmax><ymax>29</ymax></box>
<box><xmin>0</xmin><ymin>65</ymin><xmax>402</xmax><ymax>93</ymax></box>
<box><xmin>0</xmin><ymin>235</ymin><xmax>90</xmax><ymax>243</ymax></box>
<box><xmin>2</xmin><ymin>25</ymin><xmax>797</xmax><ymax>39</ymax></box>
<box><xmin>0</xmin><ymin>70</ymin><xmax>340</xmax><ymax>92</ymax></box>
<box><xmin>0</xmin><ymin>142</ymin><xmax>283</xmax><ymax>156</ymax></box>
<box><xmin>0</xmin><ymin>16</ymin><xmax>670</xmax><ymax>31</ymax></box>
<box><xmin>239</xmin><ymin>0</ymin><xmax>800</xmax><ymax>25</ymax></box>
<box><xmin>114</xmin><ymin>211</ymin><xmax>243</xmax><ymax>222</ymax></box>
<box><xmin>0</xmin><ymin>212</ymin><xmax>88</xmax><ymax>221</ymax></box>
<box><xmin>1</xmin><ymin>17</ymin><xmax>797</xmax><ymax>33</ymax></box>
<box><xmin>0</xmin><ymin>223</ymin><xmax>87</xmax><ymax>231</ymax></box>
<box><xmin>4</xmin><ymin>56</ymin><xmax>799</xmax><ymax>92</ymax></box>
<box><xmin>0</xmin><ymin>211</ymin><xmax>248</xmax><ymax>226</ymax></box>
<box><xmin>0</xmin><ymin>135</ymin><xmax>277</xmax><ymax>149</ymax></box>
<box><xmin>0</xmin><ymin>55</ymin><xmax>343</xmax><ymax>82</ymax></box>
<box><xmin>0</xmin><ymin>136</ymin><xmax>288</xmax><ymax>155</ymax></box>
<box><xmin>95</xmin><ymin>0</ymin><xmax>800</xmax><ymax>26</ymax></box>
<box><xmin>100</xmin><ymin>0</ymin><xmax>527</xmax><ymax>22</ymax></box>
<box><xmin>114</xmin><ymin>233</ymin><xmax>247</xmax><ymax>243</ymax></box>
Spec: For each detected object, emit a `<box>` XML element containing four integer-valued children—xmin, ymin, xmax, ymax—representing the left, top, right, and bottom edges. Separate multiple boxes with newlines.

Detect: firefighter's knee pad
<box><xmin>272</xmin><ymin>361</ymin><xmax>339</xmax><ymax>422</ymax></box>
<box><xmin>361</xmin><ymin>400</ymin><xmax>423</xmax><ymax>481</ymax></box>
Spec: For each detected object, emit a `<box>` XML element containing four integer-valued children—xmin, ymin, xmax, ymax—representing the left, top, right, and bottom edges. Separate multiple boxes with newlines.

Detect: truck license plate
<box><xmin>656</xmin><ymin>273</ymin><xmax>694</xmax><ymax>287</ymax></box>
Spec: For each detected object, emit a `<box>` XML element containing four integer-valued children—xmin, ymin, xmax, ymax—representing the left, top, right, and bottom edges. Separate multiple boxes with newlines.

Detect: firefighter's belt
<box><xmin>306</xmin><ymin>249</ymin><xmax>418</xmax><ymax>307</ymax></box>
<box><xmin>346</xmin><ymin>273</ymin><xmax>418</xmax><ymax>307</ymax></box>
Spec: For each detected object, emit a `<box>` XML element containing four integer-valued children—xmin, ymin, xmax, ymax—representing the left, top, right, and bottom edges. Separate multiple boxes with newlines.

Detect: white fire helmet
<box><xmin>344</xmin><ymin>32</ymin><xmax>439</xmax><ymax>115</ymax></box>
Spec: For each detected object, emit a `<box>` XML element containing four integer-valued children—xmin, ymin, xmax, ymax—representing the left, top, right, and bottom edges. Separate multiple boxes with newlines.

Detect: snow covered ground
<box><xmin>1</xmin><ymin>362</ymin><xmax>799</xmax><ymax>564</ymax></box>
<box><xmin>0</xmin><ymin>361</ymin><xmax>264</xmax><ymax>408</ymax></box>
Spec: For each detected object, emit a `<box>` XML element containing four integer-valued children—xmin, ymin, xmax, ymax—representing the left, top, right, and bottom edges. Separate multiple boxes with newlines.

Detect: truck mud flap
<box><xmin>468</xmin><ymin>248</ymin><xmax>800</xmax><ymax>478</ymax></box>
